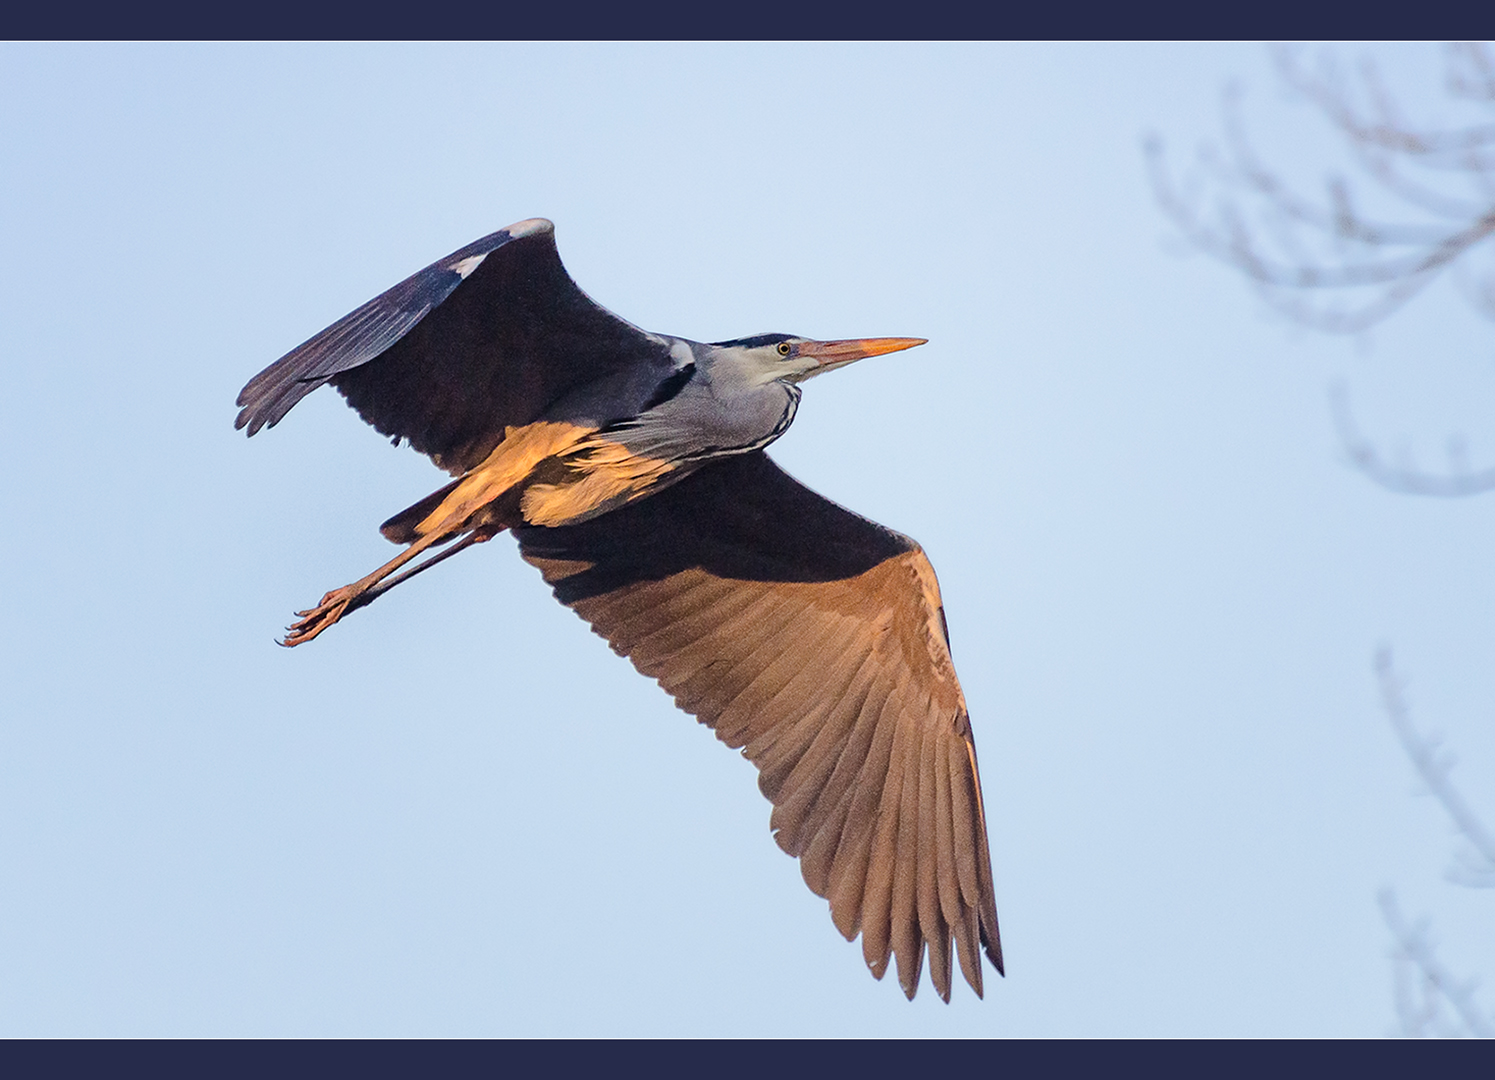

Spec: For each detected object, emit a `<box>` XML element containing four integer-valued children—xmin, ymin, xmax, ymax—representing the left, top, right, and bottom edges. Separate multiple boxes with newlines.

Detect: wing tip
<box><xmin>984</xmin><ymin>928</ymin><xmax>1005</xmax><ymax>978</ymax></box>
<box><xmin>506</xmin><ymin>217</ymin><xmax>554</xmax><ymax>239</ymax></box>
<box><xmin>234</xmin><ymin>409</ymin><xmax>272</xmax><ymax>437</ymax></box>
<box><xmin>231</xmin><ymin>220</ymin><xmax>553</xmax><ymax>443</ymax></box>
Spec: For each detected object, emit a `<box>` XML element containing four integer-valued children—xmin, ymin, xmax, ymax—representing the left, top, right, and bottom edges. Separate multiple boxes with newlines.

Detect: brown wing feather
<box><xmin>515</xmin><ymin>450</ymin><xmax>1003</xmax><ymax>999</ymax></box>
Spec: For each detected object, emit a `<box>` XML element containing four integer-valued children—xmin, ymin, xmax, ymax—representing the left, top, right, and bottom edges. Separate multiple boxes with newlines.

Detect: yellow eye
<box><xmin>777</xmin><ymin>342</ymin><xmax>792</xmax><ymax>357</ymax></box>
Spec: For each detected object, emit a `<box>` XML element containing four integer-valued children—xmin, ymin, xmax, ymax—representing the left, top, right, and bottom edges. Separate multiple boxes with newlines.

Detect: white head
<box><xmin>705</xmin><ymin>333</ymin><xmax>927</xmax><ymax>389</ymax></box>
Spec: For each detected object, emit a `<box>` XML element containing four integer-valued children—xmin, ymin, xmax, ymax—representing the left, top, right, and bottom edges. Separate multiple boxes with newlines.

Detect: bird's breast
<box><xmin>515</xmin><ymin>380</ymin><xmax>799</xmax><ymax>528</ymax></box>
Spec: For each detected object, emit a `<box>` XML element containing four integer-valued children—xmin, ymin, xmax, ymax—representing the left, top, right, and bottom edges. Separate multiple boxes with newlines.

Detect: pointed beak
<box><xmin>800</xmin><ymin>337</ymin><xmax>927</xmax><ymax>370</ymax></box>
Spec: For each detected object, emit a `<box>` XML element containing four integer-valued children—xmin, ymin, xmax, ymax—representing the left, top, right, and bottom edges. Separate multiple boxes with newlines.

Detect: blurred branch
<box><xmin>1294</xmin><ymin>44</ymin><xmax>1495</xmax><ymax>159</ymax></box>
<box><xmin>1447</xmin><ymin>41</ymin><xmax>1495</xmax><ymax>106</ymax></box>
<box><xmin>1375</xmin><ymin>648</ymin><xmax>1495</xmax><ymax>888</ymax></box>
<box><xmin>1147</xmin><ymin>43</ymin><xmax>1495</xmax><ymax>336</ymax></box>
<box><xmin>1380</xmin><ymin>889</ymin><xmax>1494</xmax><ymax>1037</ymax></box>
<box><xmin>1331</xmin><ymin>383</ymin><xmax>1495</xmax><ymax>497</ymax></box>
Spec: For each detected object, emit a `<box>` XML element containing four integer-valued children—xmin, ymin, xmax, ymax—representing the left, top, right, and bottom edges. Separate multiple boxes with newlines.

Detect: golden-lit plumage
<box><xmin>236</xmin><ymin>218</ymin><xmax>1002</xmax><ymax>1000</ymax></box>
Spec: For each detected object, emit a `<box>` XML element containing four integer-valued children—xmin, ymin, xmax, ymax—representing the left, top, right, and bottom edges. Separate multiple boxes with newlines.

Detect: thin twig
<box><xmin>1331</xmin><ymin>384</ymin><xmax>1495</xmax><ymax>497</ymax></box>
<box><xmin>1277</xmin><ymin>46</ymin><xmax>1495</xmax><ymax>157</ymax></box>
<box><xmin>1375</xmin><ymin>649</ymin><xmax>1495</xmax><ymax>886</ymax></box>
<box><xmin>1148</xmin><ymin>43</ymin><xmax>1495</xmax><ymax>336</ymax></box>
<box><xmin>1379</xmin><ymin>889</ymin><xmax>1494</xmax><ymax>1037</ymax></box>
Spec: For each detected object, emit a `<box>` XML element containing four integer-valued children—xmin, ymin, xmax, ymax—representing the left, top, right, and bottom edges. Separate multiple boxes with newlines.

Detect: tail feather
<box><xmin>380</xmin><ymin>478</ymin><xmax>463</xmax><ymax>544</ymax></box>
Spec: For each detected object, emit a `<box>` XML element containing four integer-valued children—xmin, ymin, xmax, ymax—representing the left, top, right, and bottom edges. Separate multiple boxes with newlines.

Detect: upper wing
<box><xmin>236</xmin><ymin>218</ymin><xmax>671</xmax><ymax>475</ymax></box>
<box><xmin>515</xmin><ymin>450</ymin><xmax>1003</xmax><ymax>1001</ymax></box>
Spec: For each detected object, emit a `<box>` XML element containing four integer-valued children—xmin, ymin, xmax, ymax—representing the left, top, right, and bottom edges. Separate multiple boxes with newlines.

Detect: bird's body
<box><xmin>237</xmin><ymin>218</ymin><xmax>1002</xmax><ymax>1001</ymax></box>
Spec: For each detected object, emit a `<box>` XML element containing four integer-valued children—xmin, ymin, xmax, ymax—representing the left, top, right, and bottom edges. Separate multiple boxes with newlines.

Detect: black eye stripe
<box><xmin>709</xmin><ymin>333</ymin><xmax>794</xmax><ymax>349</ymax></box>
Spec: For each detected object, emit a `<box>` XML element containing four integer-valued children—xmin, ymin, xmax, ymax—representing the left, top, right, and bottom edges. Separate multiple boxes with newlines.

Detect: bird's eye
<box><xmin>777</xmin><ymin>342</ymin><xmax>792</xmax><ymax>357</ymax></box>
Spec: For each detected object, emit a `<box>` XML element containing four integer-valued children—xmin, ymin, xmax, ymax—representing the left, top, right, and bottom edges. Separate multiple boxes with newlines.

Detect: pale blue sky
<box><xmin>2</xmin><ymin>42</ymin><xmax>1492</xmax><ymax>1036</ymax></box>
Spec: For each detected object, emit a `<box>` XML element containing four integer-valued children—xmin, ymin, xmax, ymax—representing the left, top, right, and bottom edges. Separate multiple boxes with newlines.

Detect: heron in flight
<box><xmin>235</xmin><ymin>218</ymin><xmax>1002</xmax><ymax>1001</ymax></box>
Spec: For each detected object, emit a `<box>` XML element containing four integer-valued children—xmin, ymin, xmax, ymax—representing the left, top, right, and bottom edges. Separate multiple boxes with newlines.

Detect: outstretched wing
<box><xmin>515</xmin><ymin>450</ymin><xmax>1003</xmax><ymax>1001</ymax></box>
<box><xmin>236</xmin><ymin>218</ymin><xmax>671</xmax><ymax>475</ymax></box>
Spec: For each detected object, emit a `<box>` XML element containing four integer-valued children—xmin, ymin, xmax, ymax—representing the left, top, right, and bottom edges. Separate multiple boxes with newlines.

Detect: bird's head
<box><xmin>707</xmin><ymin>333</ymin><xmax>927</xmax><ymax>387</ymax></box>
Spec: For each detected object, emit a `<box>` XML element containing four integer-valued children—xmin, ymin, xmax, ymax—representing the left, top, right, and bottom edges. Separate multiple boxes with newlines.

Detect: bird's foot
<box><xmin>280</xmin><ymin>586</ymin><xmax>357</xmax><ymax>647</ymax></box>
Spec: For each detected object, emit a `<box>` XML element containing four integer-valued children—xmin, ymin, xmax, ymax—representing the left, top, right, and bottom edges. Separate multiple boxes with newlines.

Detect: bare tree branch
<box><xmin>1279</xmin><ymin>48</ymin><xmax>1495</xmax><ymax>159</ymax></box>
<box><xmin>1158</xmin><ymin>44</ymin><xmax>1495</xmax><ymax>1039</ymax></box>
<box><xmin>1147</xmin><ymin>43</ymin><xmax>1495</xmax><ymax>337</ymax></box>
<box><xmin>1380</xmin><ymin>889</ymin><xmax>1494</xmax><ymax>1037</ymax></box>
<box><xmin>1448</xmin><ymin>42</ymin><xmax>1495</xmax><ymax>105</ymax></box>
<box><xmin>1375</xmin><ymin>649</ymin><xmax>1495</xmax><ymax>887</ymax></box>
<box><xmin>1331</xmin><ymin>383</ymin><xmax>1495</xmax><ymax>497</ymax></box>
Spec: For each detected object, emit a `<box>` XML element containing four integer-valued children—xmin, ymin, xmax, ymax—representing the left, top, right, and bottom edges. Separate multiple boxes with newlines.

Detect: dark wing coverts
<box><xmin>516</xmin><ymin>451</ymin><xmax>1003</xmax><ymax>1001</ymax></box>
<box><xmin>235</xmin><ymin>219</ymin><xmax>668</xmax><ymax>475</ymax></box>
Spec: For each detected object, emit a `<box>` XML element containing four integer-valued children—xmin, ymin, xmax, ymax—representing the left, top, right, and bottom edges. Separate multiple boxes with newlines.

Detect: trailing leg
<box><xmin>281</xmin><ymin>528</ymin><xmax>453</xmax><ymax>647</ymax></box>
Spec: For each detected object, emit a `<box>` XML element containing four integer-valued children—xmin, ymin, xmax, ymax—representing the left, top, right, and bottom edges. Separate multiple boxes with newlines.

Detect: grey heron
<box><xmin>235</xmin><ymin>218</ymin><xmax>1002</xmax><ymax>1002</ymax></box>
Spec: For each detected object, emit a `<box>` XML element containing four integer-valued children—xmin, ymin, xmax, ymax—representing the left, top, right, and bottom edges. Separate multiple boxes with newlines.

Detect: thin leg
<box><xmin>359</xmin><ymin>528</ymin><xmax>496</xmax><ymax>604</ymax></box>
<box><xmin>281</xmin><ymin>528</ymin><xmax>456</xmax><ymax>647</ymax></box>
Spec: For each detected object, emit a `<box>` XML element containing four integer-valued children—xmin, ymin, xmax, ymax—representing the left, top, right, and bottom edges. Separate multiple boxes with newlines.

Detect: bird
<box><xmin>235</xmin><ymin>217</ymin><xmax>1002</xmax><ymax>1002</ymax></box>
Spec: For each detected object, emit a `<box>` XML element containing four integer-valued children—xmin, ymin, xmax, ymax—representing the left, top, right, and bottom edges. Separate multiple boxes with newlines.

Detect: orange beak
<box><xmin>800</xmin><ymin>337</ymin><xmax>928</xmax><ymax>368</ymax></box>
